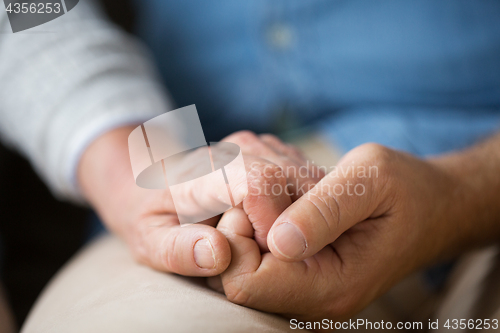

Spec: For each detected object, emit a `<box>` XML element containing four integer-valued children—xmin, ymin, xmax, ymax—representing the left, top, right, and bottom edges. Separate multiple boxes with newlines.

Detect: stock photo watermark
<box><xmin>3</xmin><ymin>0</ymin><xmax>79</xmax><ymax>33</ymax></box>
<box><xmin>247</xmin><ymin>160</ymin><xmax>379</xmax><ymax>198</ymax></box>
<box><xmin>129</xmin><ymin>105</ymin><xmax>380</xmax><ymax>225</ymax></box>
<box><xmin>290</xmin><ymin>318</ymin><xmax>499</xmax><ymax>330</ymax></box>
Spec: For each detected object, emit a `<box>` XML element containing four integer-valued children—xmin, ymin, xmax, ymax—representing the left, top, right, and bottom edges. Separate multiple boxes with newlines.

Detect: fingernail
<box><xmin>194</xmin><ymin>239</ymin><xmax>216</xmax><ymax>269</ymax></box>
<box><xmin>271</xmin><ymin>223</ymin><xmax>307</xmax><ymax>259</ymax></box>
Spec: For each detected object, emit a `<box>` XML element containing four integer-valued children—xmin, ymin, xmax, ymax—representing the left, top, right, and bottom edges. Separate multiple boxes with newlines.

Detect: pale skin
<box><xmin>78</xmin><ymin>126</ymin><xmax>500</xmax><ymax>324</ymax></box>
<box><xmin>78</xmin><ymin>127</ymin><xmax>322</xmax><ymax>275</ymax></box>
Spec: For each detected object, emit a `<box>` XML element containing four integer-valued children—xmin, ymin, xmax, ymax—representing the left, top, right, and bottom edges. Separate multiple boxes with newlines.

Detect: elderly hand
<box><xmin>210</xmin><ymin>143</ymin><xmax>473</xmax><ymax>322</ymax></box>
<box><xmin>78</xmin><ymin>128</ymin><xmax>321</xmax><ymax>276</ymax></box>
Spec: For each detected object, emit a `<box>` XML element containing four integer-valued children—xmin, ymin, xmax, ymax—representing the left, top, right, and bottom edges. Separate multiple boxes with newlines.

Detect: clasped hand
<box><xmin>80</xmin><ymin>128</ymin><xmax>463</xmax><ymax>323</ymax></box>
<box><xmin>207</xmin><ymin>133</ymin><xmax>461</xmax><ymax>323</ymax></box>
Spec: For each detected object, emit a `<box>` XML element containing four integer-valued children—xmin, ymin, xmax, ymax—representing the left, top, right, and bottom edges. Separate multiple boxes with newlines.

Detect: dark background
<box><xmin>0</xmin><ymin>143</ymin><xmax>88</xmax><ymax>326</ymax></box>
<box><xmin>0</xmin><ymin>0</ymin><xmax>134</xmax><ymax>326</ymax></box>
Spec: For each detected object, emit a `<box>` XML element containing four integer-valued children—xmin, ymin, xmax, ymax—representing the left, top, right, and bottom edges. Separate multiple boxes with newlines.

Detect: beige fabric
<box><xmin>20</xmin><ymin>237</ymin><xmax>500</xmax><ymax>332</ymax></box>
<box><xmin>19</xmin><ymin>234</ymin><xmax>434</xmax><ymax>333</ymax></box>
<box><xmin>435</xmin><ymin>245</ymin><xmax>500</xmax><ymax>333</ymax></box>
<box><xmin>0</xmin><ymin>284</ymin><xmax>15</xmax><ymax>333</ymax></box>
<box><xmin>21</xmin><ymin>235</ymin><xmax>295</xmax><ymax>333</ymax></box>
<box><xmin>20</xmin><ymin>132</ymin><xmax>338</xmax><ymax>333</ymax></box>
<box><xmin>19</xmin><ymin>135</ymin><xmax>500</xmax><ymax>331</ymax></box>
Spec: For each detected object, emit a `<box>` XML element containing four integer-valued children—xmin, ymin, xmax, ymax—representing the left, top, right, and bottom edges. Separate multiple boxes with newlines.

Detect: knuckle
<box><xmin>287</xmin><ymin>144</ymin><xmax>307</xmax><ymax>159</ymax></box>
<box><xmin>357</xmin><ymin>144</ymin><xmax>397</xmax><ymax>193</ymax></box>
<box><xmin>262</xmin><ymin>164</ymin><xmax>285</xmax><ymax>181</ymax></box>
<box><xmin>248</xmin><ymin>162</ymin><xmax>285</xmax><ymax>182</ymax></box>
<box><xmin>225</xmin><ymin>130</ymin><xmax>259</xmax><ymax>145</ymax></box>
<box><xmin>160</xmin><ymin>232</ymin><xmax>179</xmax><ymax>272</ymax></box>
<box><xmin>247</xmin><ymin>162</ymin><xmax>286</xmax><ymax>195</ymax></box>
<box><xmin>225</xmin><ymin>130</ymin><xmax>275</xmax><ymax>156</ymax></box>
<box><xmin>343</xmin><ymin>143</ymin><xmax>395</xmax><ymax>186</ymax></box>
<box><xmin>355</xmin><ymin>143</ymin><xmax>393</xmax><ymax>168</ymax></box>
<box><xmin>260</xmin><ymin>133</ymin><xmax>281</xmax><ymax>143</ymax></box>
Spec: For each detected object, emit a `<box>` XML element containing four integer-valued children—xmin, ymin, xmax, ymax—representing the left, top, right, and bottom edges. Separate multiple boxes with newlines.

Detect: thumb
<box><xmin>267</xmin><ymin>151</ymin><xmax>387</xmax><ymax>261</ymax></box>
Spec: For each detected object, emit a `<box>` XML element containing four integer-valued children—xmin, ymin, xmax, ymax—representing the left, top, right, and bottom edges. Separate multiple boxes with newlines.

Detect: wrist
<box><xmin>77</xmin><ymin>126</ymin><xmax>137</xmax><ymax>224</ymax></box>
<box><xmin>427</xmin><ymin>149</ymin><xmax>500</xmax><ymax>258</ymax></box>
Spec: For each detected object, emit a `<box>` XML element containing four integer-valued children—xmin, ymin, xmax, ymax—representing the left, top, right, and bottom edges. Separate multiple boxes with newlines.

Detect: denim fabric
<box><xmin>320</xmin><ymin>106</ymin><xmax>500</xmax><ymax>156</ymax></box>
<box><xmin>132</xmin><ymin>0</ymin><xmax>500</xmax><ymax>155</ymax></box>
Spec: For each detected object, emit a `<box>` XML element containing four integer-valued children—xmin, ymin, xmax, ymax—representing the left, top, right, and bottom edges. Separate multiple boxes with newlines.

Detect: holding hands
<box><xmin>78</xmin><ymin>128</ymin><xmax>321</xmax><ymax>277</ymax></box>
<box><xmin>210</xmin><ymin>142</ymin><xmax>473</xmax><ymax>323</ymax></box>
<box><xmin>80</xmin><ymin>126</ymin><xmax>498</xmax><ymax>323</ymax></box>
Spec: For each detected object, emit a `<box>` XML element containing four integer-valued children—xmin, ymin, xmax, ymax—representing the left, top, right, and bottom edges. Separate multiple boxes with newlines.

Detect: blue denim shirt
<box><xmin>132</xmin><ymin>0</ymin><xmax>500</xmax><ymax>156</ymax></box>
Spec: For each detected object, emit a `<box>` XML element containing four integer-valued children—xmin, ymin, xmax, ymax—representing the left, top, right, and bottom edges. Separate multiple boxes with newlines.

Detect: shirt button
<box><xmin>267</xmin><ymin>23</ymin><xmax>293</xmax><ymax>49</ymax></box>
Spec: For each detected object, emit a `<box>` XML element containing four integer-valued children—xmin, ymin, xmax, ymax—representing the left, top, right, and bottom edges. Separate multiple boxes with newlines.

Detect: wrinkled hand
<box><xmin>78</xmin><ymin>128</ymin><xmax>321</xmax><ymax>276</ymax></box>
<box><xmin>210</xmin><ymin>143</ymin><xmax>464</xmax><ymax>322</ymax></box>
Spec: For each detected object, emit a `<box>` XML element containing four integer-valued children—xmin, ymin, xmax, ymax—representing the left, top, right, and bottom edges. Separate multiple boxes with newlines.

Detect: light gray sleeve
<box><xmin>0</xmin><ymin>0</ymin><xmax>173</xmax><ymax>203</ymax></box>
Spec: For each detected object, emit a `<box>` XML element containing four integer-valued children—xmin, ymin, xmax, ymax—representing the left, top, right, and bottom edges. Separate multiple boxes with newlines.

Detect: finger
<box><xmin>170</xmin><ymin>151</ymin><xmax>291</xmax><ymax>251</ymax></box>
<box><xmin>164</xmin><ymin>146</ymin><xmax>238</xmax><ymax>224</ymax></box>
<box><xmin>218</xmin><ymin>208</ymin><xmax>340</xmax><ymax>316</ymax></box>
<box><xmin>258</xmin><ymin>133</ymin><xmax>328</xmax><ymax>179</ymax></box>
<box><xmin>224</xmin><ymin>131</ymin><xmax>321</xmax><ymax>200</ymax></box>
<box><xmin>134</xmin><ymin>215</ymin><xmax>231</xmax><ymax>276</ymax></box>
<box><xmin>244</xmin><ymin>158</ymin><xmax>292</xmax><ymax>251</ymax></box>
<box><xmin>260</xmin><ymin>133</ymin><xmax>328</xmax><ymax>190</ymax></box>
<box><xmin>259</xmin><ymin>134</ymin><xmax>307</xmax><ymax>164</ymax></box>
<box><xmin>225</xmin><ymin>250</ymin><xmax>339</xmax><ymax>316</ymax></box>
<box><xmin>169</xmin><ymin>149</ymin><xmax>289</xmax><ymax>235</ymax></box>
<box><xmin>217</xmin><ymin>208</ymin><xmax>261</xmax><ymax>277</ymax></box>
<box><xmin>267</xmin><ymin>154</ymin><xmax>386</xmax><ymax>261</ymax></box>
